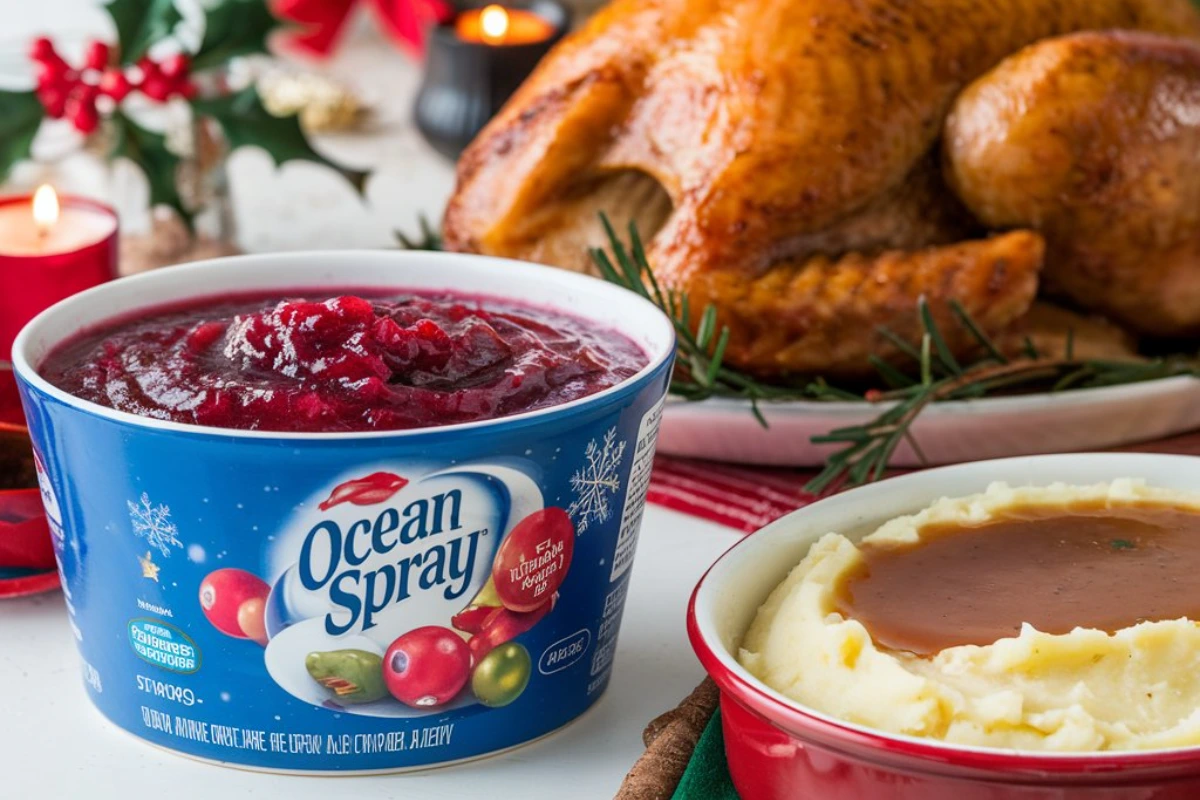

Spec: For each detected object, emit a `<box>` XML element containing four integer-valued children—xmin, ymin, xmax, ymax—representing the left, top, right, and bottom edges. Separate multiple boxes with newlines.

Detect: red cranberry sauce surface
<box><xmin>40</xmin><ymin>291</ymin><xmax>648</xmax><ymax>432</ymax></box>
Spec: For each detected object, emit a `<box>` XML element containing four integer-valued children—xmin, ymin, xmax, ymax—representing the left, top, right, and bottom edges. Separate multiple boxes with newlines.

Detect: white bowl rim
<box><xmin>10</xmin><ymin>249</ymin><xmax>676</xmax><ymax>440</ymax></box>
<box><xmin>691</xmin><ymin>451</ymin><xmax>1200</xmax><ymax>762</ymax></box>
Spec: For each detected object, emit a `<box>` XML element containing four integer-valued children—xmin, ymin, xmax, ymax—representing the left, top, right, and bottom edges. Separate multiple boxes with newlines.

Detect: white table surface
<box><xmin>1</xmin><ymin>506</ymin><xmax>739</xmax><ymax>798</ymax></box>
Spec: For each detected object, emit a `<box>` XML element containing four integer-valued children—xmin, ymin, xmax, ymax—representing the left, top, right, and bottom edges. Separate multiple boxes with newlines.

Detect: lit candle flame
<box><xmin>32</xmin><ymin>184</ymin><xmax>59</xmax><ymax>237</ymax></box>
<box><xmin>481</xmin><ymin>5</ymin><xmax>510</xmax><ymax>44</ymax></box>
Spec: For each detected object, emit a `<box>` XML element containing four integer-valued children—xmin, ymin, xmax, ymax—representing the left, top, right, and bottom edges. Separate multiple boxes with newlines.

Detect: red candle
<box><xmin>0</xmin><ymin>186</ymin><xmax>118</xmax><ymax>424</ymax></box>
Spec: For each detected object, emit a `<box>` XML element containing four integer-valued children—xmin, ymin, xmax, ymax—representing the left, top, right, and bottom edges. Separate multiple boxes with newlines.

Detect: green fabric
<box><xmin>671</xmin><ymin>709</ymin><xmax>740</xmax><ymax>799</ymax></box>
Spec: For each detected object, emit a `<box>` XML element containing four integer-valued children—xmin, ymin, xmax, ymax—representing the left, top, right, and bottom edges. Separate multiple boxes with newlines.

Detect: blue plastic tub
<box><xmin>11</xmin><ymin>251</ymin><xmax>674</xmax><ymax>772</ymax></box>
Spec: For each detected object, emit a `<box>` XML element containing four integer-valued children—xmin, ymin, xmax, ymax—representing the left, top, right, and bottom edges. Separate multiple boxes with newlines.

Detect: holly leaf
<box><xmin>193</xmin><ymin>0</ymin><xmax>284</xmax><ymax>71</ymax></box>
<box><xmin>193</xmin><ymin>87</ymin><xmax>369</xmax><ymax>194</ymax></box>
<box><xmin>109</xmin><ymin>112</ymin><xmax>190</xmax><ymax>226</ymax></box>
<box><xmin>0</xmin><ymin>90</ymin><xmax>44</xmax><ymax>182</ymax></box>
<box><xmin>104</xmin><ymin>0</ymin><xmax>183</xmax><ymax>63</ymax></box>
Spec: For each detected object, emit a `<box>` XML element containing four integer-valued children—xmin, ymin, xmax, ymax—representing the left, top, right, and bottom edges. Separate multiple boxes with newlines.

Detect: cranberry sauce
<box><xmin>40</xmin><ymin>291</ymin><xmax>648</xmax><ymax>432</ymax></box>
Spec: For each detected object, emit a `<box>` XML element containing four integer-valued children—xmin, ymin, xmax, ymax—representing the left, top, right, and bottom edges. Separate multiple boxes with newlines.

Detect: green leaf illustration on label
<box><xmin>305</xmin><ymin>650</ymin><xmax>388</xmax><ymax>704</ymax></box>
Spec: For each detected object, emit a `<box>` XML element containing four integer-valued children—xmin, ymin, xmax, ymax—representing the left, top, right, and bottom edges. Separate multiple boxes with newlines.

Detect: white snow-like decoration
<box><xmin>568</xmin><ymin>427</ymin><xmax>627</xmax><ymax>533</ymax></box>
<box><xmin>128</xmin><ymin>492</ymin><xmax>183</xmax><ymax>557</ymax></box>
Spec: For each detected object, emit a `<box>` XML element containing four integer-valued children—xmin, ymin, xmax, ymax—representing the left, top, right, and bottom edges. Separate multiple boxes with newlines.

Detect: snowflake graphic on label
<box><xmin>128</xmin><ymin>493</ymin><xmax>183</xmax><ymax>557</ymax></box>
<box><xmin>568</xmin><ymin>427</ymin><xmax>627</xmax><ymax>533</ymax></box>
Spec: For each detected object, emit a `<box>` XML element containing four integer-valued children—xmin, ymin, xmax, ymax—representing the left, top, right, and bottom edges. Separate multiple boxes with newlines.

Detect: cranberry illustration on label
<box><xmin>199</xmin><ymin>568</ymin><xmax>270</xmax><ymax>643</ymax></box>
<box><xmin>318</xmin><ymin>472</ymin><xmax>409</xmax><ymax>511</ymax></box>
<box><xmin>383</xmin><ymin>626</ymin><xmax>472</xmax><ymax>708</ymax></box>
<box><xmin>491</xmin><ymin>508</ymin><xmax>574</xmax><ymax>613</ymax></box>
<box><xmin>468</xmin><ymin>595</ymin><xmax>557</xmax><ymax>661</ymax></box>
<box><xmin>451</xmin><ymin>575</ymin><xmax>504</xmax><ymax>634</ymax></box>
<box><xmin>236</xmin><ymin>597</ymin><xmax>269</xmax><ymax>645</ymax></box>
<box><xmin>451</xmin><ymin>604</ymin><xmax>497</xmax><ymax>635</ymax></box>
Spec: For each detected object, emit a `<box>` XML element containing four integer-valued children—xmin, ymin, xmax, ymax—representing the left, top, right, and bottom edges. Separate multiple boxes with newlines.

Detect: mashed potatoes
<box><xmin>738</xmin><ymin>480</ymin><xmax>1200</xmax><ymax>752</ymax></box>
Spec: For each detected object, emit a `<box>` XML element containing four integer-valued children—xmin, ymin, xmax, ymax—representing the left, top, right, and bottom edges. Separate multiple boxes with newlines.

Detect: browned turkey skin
<box><xmin>444</xmin><ymin>0</ymin><xmax>1200</xmax><ymax>377</ymax></box>
<box><xmin>945</xmin><ymin>31</ymin><xmax>1200</xmax><ymax>338</ymax></box>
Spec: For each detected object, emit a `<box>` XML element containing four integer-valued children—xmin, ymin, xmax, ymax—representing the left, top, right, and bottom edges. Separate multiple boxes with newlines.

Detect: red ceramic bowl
<box><xmin>688</xmin><ymin>453</ymin><xmax>1200</xmax><ymax>799</ymax></box>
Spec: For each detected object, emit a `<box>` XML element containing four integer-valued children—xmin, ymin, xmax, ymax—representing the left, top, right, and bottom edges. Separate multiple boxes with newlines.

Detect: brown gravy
<box><xmin>833</xmin><ymin>503</ymin><xmax>1200</xmax><ymax>657</ymax></box>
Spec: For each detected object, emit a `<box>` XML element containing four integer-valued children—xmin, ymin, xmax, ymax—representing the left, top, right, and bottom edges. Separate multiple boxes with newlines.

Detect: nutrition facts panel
<box><xmin>612</xmin><ymin>396</ymin><xmax>666</xmax><ymax>583</ymax></box>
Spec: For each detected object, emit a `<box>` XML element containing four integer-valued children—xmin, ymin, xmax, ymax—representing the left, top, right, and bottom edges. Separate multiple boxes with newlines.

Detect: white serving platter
<box><xmin>658</xmin><ymin>376</ymin><xmax>1200</xmax><ymax>467</ymax></box>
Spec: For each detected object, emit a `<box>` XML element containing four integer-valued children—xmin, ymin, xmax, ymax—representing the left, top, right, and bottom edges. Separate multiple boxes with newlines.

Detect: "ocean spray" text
<box><xmin>298</xmin><ymin>489</ymin><xmax>484</xmax><ymax>634</ymax></box>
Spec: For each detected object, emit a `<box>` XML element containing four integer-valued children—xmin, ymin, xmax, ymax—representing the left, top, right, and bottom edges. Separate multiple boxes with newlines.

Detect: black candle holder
<box><xmin>414</xmin><ymin>0</ymin><xmax>570</xmax><ymax>160</ymax></box>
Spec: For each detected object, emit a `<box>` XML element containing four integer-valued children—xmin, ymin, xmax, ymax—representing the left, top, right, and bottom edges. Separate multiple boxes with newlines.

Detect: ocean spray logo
<box><xmin>298</xmin><ymin>489</ymin><xmax>484</xmax><ymax>635</ymax></box>
<box><xmin>264</xmin><ymin>464</ymin><xmax>547</xmax><ymax>716</ymax></box>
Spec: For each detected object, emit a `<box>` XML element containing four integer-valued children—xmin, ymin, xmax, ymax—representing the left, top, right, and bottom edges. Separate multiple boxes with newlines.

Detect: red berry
<box><xmin>98</xmin><ymin>68</ymin><xmax>131</xmax><ymax>102</ymax></box>
<box><xmin>28</xmin><ymin>36</ymin><xmax>56</xmax><ymax>62</ymax></box>
<box><xmin>137</xmin><ymin>56</ymin><xmax>160</xmax><ymax>79</ymax></box>
<box><xmin>382</xmin><ymin>626</ymin><xmax>471</xmax><ymax>708</ymax></box>
<box><xmin>70</xmin><ymin>103</ymin><xmax>100</xmax><ymax>135</ymax></box>
<box><xmin>38</xmin><ymin>86</ymin><xmax>67</xmax><ymax>118</ymax></box>
<box><xmin>491</xmin><ymin>507</ymin><xmax>574</xmax><ymax>612</ymax></box>
<box><xmin>174</xmin><ymin>79</ymin><xmax>198</xmax><ymax>100</ymax></box>
<box><xmin>65</xmin><ymin>84</ymin><xmax>100</xmax><ymax>129</ymax></box>
<box><xmin>159</xmin><ymin>53</ymin><xmax>190</xmax><ymax>80</ymax></box>
<box><xmin>35</xmin><ymin>58</ymin><xmax>72</xmax><ymax>87</ymax></box>
<box><xmin>35</xmin><ymin>62</ymin><xmax>67</xmax><ymax>92</ymax></box>
<box><xmin>73</xmin><ymin>83</ymin><xmax>99</xmax><ymax>103</ymax></box>
<box><xmin>83</xmin><ymin>40</ymin><xmax>110</xmax><ymax>71</ymax></box>
<box><xmin>236</xmin><ymin>597</ymin><xmax>269</xmax><ymax>646</ymax></box>
<box><xmin>140</xmin><ymin>74</ymin><xmax>173</xmax><ymax>102</ymax></box>
<box><xmin>199</xmin><ymin>568</ymin><xmax>270</xmax><ymax>638</ymax></box>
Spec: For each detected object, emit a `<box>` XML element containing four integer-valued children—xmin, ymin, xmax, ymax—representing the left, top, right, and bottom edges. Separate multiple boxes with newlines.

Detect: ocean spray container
<box><xmin>12</xmin><ymin>251</ymin><xmax>675</xmax><ymax>772</ymax></box>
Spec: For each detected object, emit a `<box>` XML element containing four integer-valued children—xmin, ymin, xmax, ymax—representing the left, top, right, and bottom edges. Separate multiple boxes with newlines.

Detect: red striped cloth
<box><xmin>646</xmin><ymin>431</ymin><xmax>1200</xmax><ymax>533</ymax></box>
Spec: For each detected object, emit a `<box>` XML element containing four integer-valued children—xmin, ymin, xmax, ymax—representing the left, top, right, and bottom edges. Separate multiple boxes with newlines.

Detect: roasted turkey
<box><xmin>945</xmin><ymin>31</ymin><xmax>1200</xmax><ymax>338</ymax></box>
<box><xmin>443</xmin><ymin>0</ymin><xmax>1200</xmax><ymax>377</ymax></box>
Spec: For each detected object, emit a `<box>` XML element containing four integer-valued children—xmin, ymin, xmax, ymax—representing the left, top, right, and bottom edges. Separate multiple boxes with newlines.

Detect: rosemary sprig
<box><xmin>588</xmin><ymin>215</ymin><xmax>816</xmax><ymax>425</ymax></box>
<box><xmin>395</xmin><ymin>215</ymin><xmax>442</xmax><ymax>251</ymax></box>
<box><xmin>587</xmin><ymin>217</ymin><xmax>1199</xmax><ymax>492</ymax></box>
<box><xmin>803</xmin><ymin>340</ymin><xmax>1198</xmax><ymax>494</ymax></box>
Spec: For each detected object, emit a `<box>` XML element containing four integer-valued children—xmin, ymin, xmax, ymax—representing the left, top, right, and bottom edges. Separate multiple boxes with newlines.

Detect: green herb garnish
<box><xmin>395</xmin><ymin>215</ymin><xmax>442</xmax><ymax>251</ymax></box>
<box><xmin>588</xmin><ymin>217</ymin><xmax>1197</xmax><ymax>492</ymax></box>
<box><xmin>404</xmin><ymin>212</ymin><xmax>1200</xmax><ymax>493</ymax></box>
